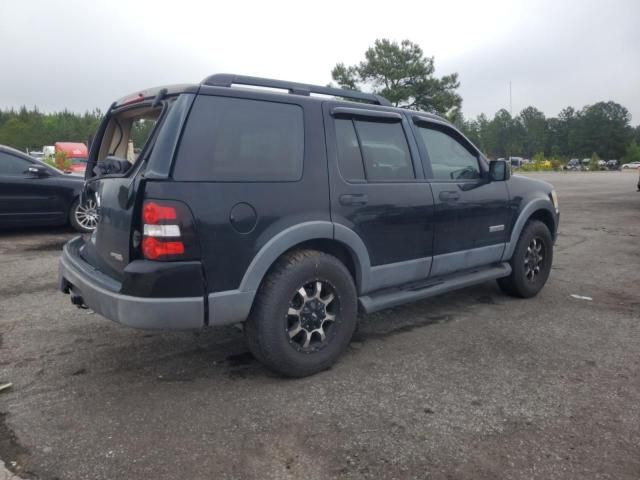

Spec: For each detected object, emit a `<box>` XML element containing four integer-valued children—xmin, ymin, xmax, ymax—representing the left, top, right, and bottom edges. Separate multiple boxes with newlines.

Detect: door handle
<box><xmin>439</xmin><ymin>191</ymin><xmax>460</xmax><ymax>201</ymax></box>
<box><xmin>339</xmin><ymin>194</ymin><xmax>368</xmax><ymax>206</ymax></box>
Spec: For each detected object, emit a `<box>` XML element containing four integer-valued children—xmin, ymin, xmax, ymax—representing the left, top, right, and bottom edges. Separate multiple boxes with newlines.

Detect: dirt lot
<box><xmin>0</xmin><ymin>171</ymin><xmax>639</xmax><ymax>480</ymax></box>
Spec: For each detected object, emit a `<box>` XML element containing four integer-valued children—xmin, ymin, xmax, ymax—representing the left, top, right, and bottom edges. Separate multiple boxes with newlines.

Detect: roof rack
<box><xmin>201</xmin><ymin>73</ymin><xmax>392</xmax><ymax>107</ymax></box>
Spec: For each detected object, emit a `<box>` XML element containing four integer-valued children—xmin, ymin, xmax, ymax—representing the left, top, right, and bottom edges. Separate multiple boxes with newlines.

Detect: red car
<box><xmin>55</xmin><ymin>142</ymin><xmax>88</xmax><ymax>174</ymax></box>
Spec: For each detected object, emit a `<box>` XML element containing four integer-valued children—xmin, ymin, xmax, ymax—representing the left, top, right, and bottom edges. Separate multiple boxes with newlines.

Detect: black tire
<box><xmin>245</xmin><ymin>249</ymin><xmax>358</xmax><ymax>377</ymax></box>
<box><xmin>69</xmin><ymin>198</ymin><xmax>98</xmax><ymax>233</ymax></box>
<box><xmin>497</xmin><ymin>220</ymin><xmax>553</xmax><ymax>298</ymax></box>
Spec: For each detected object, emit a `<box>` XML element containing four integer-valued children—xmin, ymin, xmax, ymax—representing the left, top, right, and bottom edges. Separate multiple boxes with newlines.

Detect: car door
<box><xmin>0</xmin><ymin>151</ymin><xmax>66</xmax><ymax>226</ymax></box>
<box><xmin>410</xmin><ymin>115</ymin><xmax>510</xmax><ymax>277</ymax></box>
<box><xmin>324</xmin><ymin>103</ymin><xmax>436</xmax><ymax>293</ymax></box>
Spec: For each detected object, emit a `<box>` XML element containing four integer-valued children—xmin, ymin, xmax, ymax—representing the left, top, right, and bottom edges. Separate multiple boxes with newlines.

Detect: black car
<box><xmin>59</xmin><ymin>74</ymin><xmax>560</xmax><ymax>377</ymax></box>
<box><xmin>0</xmin><ymin>145</ymin><xmax>97</xmax><ymax>232</ymax></box>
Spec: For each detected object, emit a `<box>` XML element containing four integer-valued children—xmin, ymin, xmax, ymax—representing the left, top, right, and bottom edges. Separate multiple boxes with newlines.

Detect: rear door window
<box><xmin>335</xmin><ymin>119</ymin><xmax>366</xmax><ymax>182</ymax></box>
<box><xmin>174</xmin><ymin>96</ymin><xmax>304</xmax><ymax>182</ymax></box>
<box><xmin>334</xmin><ymin>118</ymin><xmax>414</xmax><ymax>182</ymax></box>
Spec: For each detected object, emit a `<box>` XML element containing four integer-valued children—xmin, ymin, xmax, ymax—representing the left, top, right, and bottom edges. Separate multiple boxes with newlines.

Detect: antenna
<box><xmin>509</xmin><ymin>81</ymin><xmax>513</xmax><ymax>117</ymax></box>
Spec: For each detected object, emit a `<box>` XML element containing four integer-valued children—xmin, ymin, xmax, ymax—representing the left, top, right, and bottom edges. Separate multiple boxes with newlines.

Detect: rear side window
<box><xmin>334</xmin><ymin>118</ymin><xmax>414</xmax><ymax>182</ymax></box>
<box><xmin>0</xmin><ymin>153</ymin><xmax>30</xmax><ymax>176</ymax></box>
<box><xmin>174</xmin><ymin>96</ymin><xmax>304</xmax><ymax>181</ymax></box>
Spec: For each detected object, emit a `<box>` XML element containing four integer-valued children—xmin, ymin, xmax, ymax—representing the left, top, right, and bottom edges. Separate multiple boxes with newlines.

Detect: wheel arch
<box><xmin>207</xmin><ymin>222</ymin><xmax>372</xmax><ymax>327</ymax></box>
<box><xmin>67</xmin><ymin>195</ymin><xmax>81</xmax><ymax>223</ymax></box>
<box><xmin>528</xmin><ymin>208</ymin><xmax>556</xmax><ymax>239</ymax></box>
<box><xmin>502</xmin><ymin>198</ymin><xmax>557</xmax><ymax>261</ymax></box>
<box><xmin>238</xmin><ymin>222</ymin><xmax>370</xmax><ymax>295</ymax></box>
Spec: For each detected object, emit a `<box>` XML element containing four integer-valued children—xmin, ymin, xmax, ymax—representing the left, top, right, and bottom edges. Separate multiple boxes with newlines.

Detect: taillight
<box><xmin>142</xmin><ymin>237</ymin><xmax>185</xmax><ymax>259</ymax></box>
<box><xmin>143</xmin><ymin>202</ymin><xmax>177</xmax><ymax>224</ymax></box>
<box><xmin>140</xmin><ymin>200</ymin><xmax>198</xmax><ymax>261</ymax></box>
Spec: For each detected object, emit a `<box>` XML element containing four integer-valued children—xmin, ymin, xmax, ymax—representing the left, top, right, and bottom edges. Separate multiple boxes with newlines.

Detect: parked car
<box><xmin>606</xmin><ymin>159</ymin><xmax>620</xmax><ymax>170</ymax></box>
<box><xmin>29</xmin><ymin>151</ymin><xmax>45</xmax><ymax>160</ymax></box>
<box><xmin>567</xmin><ymin>158</ymin><xmax>580</xmax><ymax>170</ymax></box>
<box><xmin>55</xmin><ymin>142</ymin><xmax>88</xmax><ymax>174</ymax></box>
<box><xmin>622</xmin><ymin>161</ymin><xmax>640</xmax><ymax>169</ymax></box>
<box><xmin>59</xmin><ymin>74</ymin><xmax>560</xmax><ymax>377</ymax></box>
<box><xmin>508</xmin><ymin>156</ymin><xmax>530</xmax><ymax>168</ymax></box>
<box><xmin>0</xmin><ymin>144</ymin><xmax>97</xmax><ymax>232</ymax></box>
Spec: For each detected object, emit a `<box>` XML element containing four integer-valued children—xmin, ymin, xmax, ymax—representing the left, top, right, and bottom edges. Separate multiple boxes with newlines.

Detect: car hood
<box><xmin>511</xmin><ymin>174</ymin><xmax>554</xmax><ymax>194</ymax></box>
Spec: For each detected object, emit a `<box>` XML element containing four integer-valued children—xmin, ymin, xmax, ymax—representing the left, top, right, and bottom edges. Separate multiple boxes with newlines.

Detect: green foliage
<box><xmin>458</xmin><ymin>101</ymin><xmax>634</xmax><ymax>161</ymax></box>
<box><xmin>532</xmin><ymin>152</ymin><xmax>545</xmax><ymax>163</ymax></box>
<box><xmin>331</xmin><ymin>39</ymin><xmax>462</xmax><ymax>115</ymax></box>
<box><xmin>131</xmin><ymin>119</ymin><xmax>156</xmax><ymax>149</ymax></box>
<box><xmin>622</xmin><ymin>139</ymin><xmax>640</xmax><ymax>164</ymax></box>
<box><xmin>0</xmin><ymin>107</ymin><xmax>102</xmax><ymax>152</ymax></box>
<box><xmin>520</xmin><ymin>107</ymin><xmax>547</xmax><ymax>158</ymax></box>
<box><xmin>515</xmin><ymin>153</ymin><xmax>562</xmax><ymax>172</ymax></box>
<box><xmin>53</xmin><ymin>149</ymin><xmax>72</xmax><ymax>171</ymax></box>
<box><xmin>589</xmin><ymin>151</ymin><xmax>600</xmax><ymax>171</ymax></box>
<box><xmin>44</xmin><ymin>155</ymin><xmax>70</xmax><ymax>172</ymax></box>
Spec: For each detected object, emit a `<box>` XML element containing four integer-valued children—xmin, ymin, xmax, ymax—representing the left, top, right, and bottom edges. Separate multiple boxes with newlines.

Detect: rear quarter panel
<box><xmin>160</xmin><ymin>90</ymin><xmax>330</xmax><ymax>293</ymax></box>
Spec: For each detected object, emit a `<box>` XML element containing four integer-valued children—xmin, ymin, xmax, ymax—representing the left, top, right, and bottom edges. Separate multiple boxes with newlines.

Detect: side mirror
<box><xmin>489</xmin><ymin>160</ymin><xmax>510</xmax><ymax>181</ymax></box>
<box><xmin>26</xmin><ymin>165</ymin><xmax>51</xmax><ymax>178</ymax></box>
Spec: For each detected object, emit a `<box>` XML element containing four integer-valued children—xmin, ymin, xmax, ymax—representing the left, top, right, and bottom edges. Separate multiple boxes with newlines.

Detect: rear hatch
<box><xmin>79</xmin><ymin>88</ymin><xmax>195</xmax><ymax>281</ymax></box>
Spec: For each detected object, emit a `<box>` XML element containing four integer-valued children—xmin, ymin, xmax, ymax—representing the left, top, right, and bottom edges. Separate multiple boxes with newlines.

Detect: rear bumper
<box><xmin>59</xmin><ymin>237</ymin><xmax>205</xmax><ymax>330</ymax></box>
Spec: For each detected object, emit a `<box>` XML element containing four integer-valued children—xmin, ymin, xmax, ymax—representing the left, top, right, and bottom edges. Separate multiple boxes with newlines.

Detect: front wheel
<box><xmin>69</xmin><ymin>198</ymin><xmax>98</xmax><ymax>233</ymax></box>
<box><xmin>498</xmin><ymin>220</ymin><xmax>553</xmax><ymax>298</ymax></box>
<box><xmin>245</xmin><ymin>250</ymin><xmax>358</xmax><ymax>377</ymax></box>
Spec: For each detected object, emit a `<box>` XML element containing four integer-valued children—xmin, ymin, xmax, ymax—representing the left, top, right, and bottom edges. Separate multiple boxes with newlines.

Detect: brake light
<box><xmin>119</xmin><ymin>92</ymin><xmax>145</xmax><ymax>106</ymax></box>
<box><xmin>141</xmin><ymin>200</ymin><xmax>185</xmax><ymax>260</ymax></box>
<box><xmin>143</xmin><ymin>202</ymin><xmax>177</xmax><ymax>224</ymax></box>
<box><xmin>142</xmin><ymin>237</ymin><xmax>184</xmax><ymax>259</ymax></box>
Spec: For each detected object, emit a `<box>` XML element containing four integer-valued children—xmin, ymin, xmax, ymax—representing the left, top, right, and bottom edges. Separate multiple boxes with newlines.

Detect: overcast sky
<box><xmin>1</xmin><ymin>0</ymin><xmax>638</xmax><ymax>123</ymax></box>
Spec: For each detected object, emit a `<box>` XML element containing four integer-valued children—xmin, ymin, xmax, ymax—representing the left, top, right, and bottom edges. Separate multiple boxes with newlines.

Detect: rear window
<box><xmin>174</xmin><ymin>96</ymin><xmax>304</xmax><ymax>181</ymax></box>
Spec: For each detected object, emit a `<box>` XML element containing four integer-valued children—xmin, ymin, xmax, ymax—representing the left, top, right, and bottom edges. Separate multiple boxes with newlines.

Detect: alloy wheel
<box><xmin>74</xmin><ymin>199</ymin><xmax>99</xmax><ymax>231</ymax></box>
<box><xmin>524</xmin><ymin>237</ymin><xmax>545</xmax><ymax>281</ymax></box>
<box><xmin>286</xmin><ymin>280</ymin><xmax>338</xmax><ymax>352</ymax></box>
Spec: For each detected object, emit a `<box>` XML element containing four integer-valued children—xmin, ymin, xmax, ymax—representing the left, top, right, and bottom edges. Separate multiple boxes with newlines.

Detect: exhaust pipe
<box><xmin>70</xmin><ymin>292</ymin><xmax>88</xmax><ymax>309</ymax></box>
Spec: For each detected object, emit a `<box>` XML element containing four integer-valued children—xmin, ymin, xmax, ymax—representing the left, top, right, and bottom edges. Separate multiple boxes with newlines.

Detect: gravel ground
<box><xmin>0</xmin><ymin>171</ymin><xmax>639</xmax><ymax>480</ymax></box>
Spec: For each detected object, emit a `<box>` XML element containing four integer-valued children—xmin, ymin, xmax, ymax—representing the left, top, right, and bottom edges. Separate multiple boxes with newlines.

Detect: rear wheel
<box><xmin>69</xmin><ymin>198</ymin><xmax>98</xmax><ymax>233</ymax></box>
<box><xmin>498</xmin><ymin>220</ymin><xmax>553</xmax><ymax>298</ymax></box>
<box><xmin>245</xmin><ymin>250</ymin><xmax>357</xmax><ymax>377</ymax></box>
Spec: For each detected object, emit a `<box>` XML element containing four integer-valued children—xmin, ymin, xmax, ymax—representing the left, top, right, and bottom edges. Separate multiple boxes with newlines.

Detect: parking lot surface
<box><xmin>1</xmin><ymin>171</ymin><xmax>639</xmax><ymax>480</ymax></box>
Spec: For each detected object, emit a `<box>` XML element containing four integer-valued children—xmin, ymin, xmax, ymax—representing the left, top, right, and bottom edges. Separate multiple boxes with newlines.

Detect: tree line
<box><xmin>0</xmin><ymin>106</ymin><xmax>102</xmax><ymax>153</ymax></box>
<box><xmin>1</xmin><ymin>38</ymin><xmax>639</xmax><ymax>164</ymax></box>
<box><xmin>451</xmin><ymin>103</ymin><xmax>640</xmax><ymax>161</ymax></box>
<box><xmin>333</xmin><ymin>39</ymin><xmax>640</xmax><ymax>163</ymax></box>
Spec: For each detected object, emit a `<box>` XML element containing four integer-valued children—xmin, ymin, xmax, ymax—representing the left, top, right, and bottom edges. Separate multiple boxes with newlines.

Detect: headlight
<box><xmin>550</xmin><ymin>190</ymin><xmax>559</xmax><ymax>211</ymax></box>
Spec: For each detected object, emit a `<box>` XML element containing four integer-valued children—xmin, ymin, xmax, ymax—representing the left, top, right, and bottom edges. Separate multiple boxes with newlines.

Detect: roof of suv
<box><xmin>112</xmin><ymin>74</ymin><xmax>446</xmax><ymax>124</ymax></box>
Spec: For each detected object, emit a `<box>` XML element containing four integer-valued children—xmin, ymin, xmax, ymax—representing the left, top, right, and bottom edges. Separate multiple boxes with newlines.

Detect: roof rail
<box><xmin>201</xmin><ymin>73</ymin><xmax>392</xmax><ymax>107</ymax></box>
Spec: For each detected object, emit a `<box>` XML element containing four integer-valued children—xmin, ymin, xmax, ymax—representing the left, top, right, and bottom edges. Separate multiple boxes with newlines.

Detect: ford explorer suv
<box><xmin>59</xmin><ymin>74</ymin><xmax>560</xmax><ymax>377</ymax></box>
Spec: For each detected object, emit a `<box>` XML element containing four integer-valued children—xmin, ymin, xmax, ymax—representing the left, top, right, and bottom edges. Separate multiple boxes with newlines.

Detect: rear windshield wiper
<box><xmin>152</xmin><ymin>88</ymin><xmax>168</xmax><ymax>108</ymax></box>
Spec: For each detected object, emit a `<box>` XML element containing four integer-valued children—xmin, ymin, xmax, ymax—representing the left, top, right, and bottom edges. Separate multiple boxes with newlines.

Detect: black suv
<box><xmin>59</xmin><ymin>74</ymin><xmax>559</xmax><ymax>377</ymax></box>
